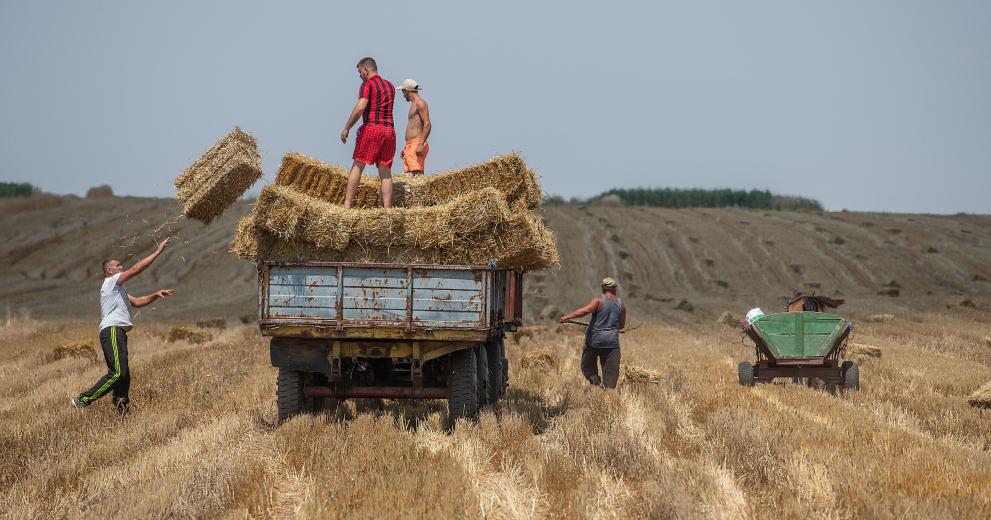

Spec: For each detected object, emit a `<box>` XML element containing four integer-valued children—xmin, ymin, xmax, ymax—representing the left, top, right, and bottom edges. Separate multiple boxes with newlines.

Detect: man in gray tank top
<box><xmin>560</xmin><ymin>277</ymin><xmax>627</xmax><ymax>388</ymax></box>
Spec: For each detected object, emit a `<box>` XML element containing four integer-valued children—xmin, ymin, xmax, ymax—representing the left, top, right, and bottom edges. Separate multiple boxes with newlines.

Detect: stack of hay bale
<box><xmin>234</xmin><ymin>152</ymin><xmax>558</xmax><ymax>271</ymax></box>
<box><xmin>174</xmin><ymin>129</ymin><xmax>558</xmax><ymax>271</ymax></box>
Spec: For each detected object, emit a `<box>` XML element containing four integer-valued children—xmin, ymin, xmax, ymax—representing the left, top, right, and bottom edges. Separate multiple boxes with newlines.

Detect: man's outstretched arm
<box><xmin>118</xmin><ymin>238</ymin><xmax>170</xmax><ymax>285</ymax></box>
<box><xmin>128</xmin><ymin>289</ymin><xmax>173</xmax><ymax>308</ymax></box>
<box><xmin>560</xmin><ymin>297</ymin><xmax>601</xmax><ymax>323</ymax></box>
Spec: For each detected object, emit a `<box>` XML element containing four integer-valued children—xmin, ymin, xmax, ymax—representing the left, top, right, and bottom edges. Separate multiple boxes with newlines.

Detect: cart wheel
<box><xmin>449</xmin><ymin>348</ymin><xmax>479</xmax><ymax>422</ymax></box>
<box><xmin>737</xmin><ymin>362</ymin><xmax>755</xmax><ymax>387</ymax></box>
<box><xmin>842</xmin><ymin>360</ymin><xmax>860</xmax><ymax>390</ymax></box>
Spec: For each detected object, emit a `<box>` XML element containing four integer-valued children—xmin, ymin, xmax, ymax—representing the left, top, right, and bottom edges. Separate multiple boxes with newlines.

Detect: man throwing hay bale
<box><xmin>560</xmin><ymin>277</ymin><xmax>627</xmax><ymax>389</ymax></box>
<box><xmin>71</xmin><ymin>239</ymin><xmax>174</xmax><ymax>415</ymax></box>
<box><xmin>340</xmin><ymin>57</ymin><xmax>397</xmax><ymax>208</ymax></box>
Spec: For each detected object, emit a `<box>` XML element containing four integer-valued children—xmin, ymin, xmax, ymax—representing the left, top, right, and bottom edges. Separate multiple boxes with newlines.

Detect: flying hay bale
<box><xmin>238</xmin><ymin>185</ymin><xmax>559</xmax><ymax>271</ymax></box>
<box><xmin>175</xmin><ymin>127</ymin><xmax>262</xmax><ymax>224</ymax></box>
<box><xmin>195</xmin><ymin>318</ymin><xmax>226</xmax><ymax>329</ymax></box>
<box><xmin>520</xmin><ymin>348</ymin><xmax>556</xmax><ymax>370</ymax></box>
<box><xmin>967</xmin><ymin>381</ymin><xmax>991</xmax><ymax>408</ymax></box>
<box><xmin>848</xmin><ymin>343</ymin><xmax>882</xmax><ymax>359</ymax></box>
<box><xmin>622</xmin><ymin>364</ymin><xmax>662</xmax><ymax>385</ymax></box>
<box><xmin>166</xmin><ymin>326</ymin><xmax>212</xmax><ymax>344</ymax></box>
<box><xmin>275</xmin><ymin>152</ymin><xmax>541</xmax><ymax>209</ymax></box>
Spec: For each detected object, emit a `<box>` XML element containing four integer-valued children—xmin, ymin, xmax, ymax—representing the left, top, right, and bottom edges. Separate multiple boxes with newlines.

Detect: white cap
<box><xmin>399</xmin><ymin>78</ymin><xmax>421</xmax><ymax>91</ymax></box>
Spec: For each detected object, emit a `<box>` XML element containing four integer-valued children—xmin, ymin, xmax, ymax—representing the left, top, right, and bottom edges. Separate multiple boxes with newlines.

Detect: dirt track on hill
<box><xmin>1</xmin><ymin>195</ymin><xmax>989</xmax><ymax>323</ymax></box>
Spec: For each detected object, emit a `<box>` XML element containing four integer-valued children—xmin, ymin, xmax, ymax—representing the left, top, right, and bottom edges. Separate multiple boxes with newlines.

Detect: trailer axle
<box><xmin>303</xmin><ymin>386</ymin><xmax>449</xmax><ymax>399</ymax></box>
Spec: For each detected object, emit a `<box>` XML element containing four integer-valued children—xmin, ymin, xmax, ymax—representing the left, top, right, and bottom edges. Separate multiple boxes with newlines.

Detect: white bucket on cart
<box><xmin>746</xmin><ymin>308</ymin><xmax>765</xmax><ymax>324</ymax></box>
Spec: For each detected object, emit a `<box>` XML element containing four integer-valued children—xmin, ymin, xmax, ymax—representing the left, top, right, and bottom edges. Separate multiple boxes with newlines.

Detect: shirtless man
<box><xmin>398</xmin><ymin>79</ymin><xmax>431</xmax><ymax>175</ymax></box>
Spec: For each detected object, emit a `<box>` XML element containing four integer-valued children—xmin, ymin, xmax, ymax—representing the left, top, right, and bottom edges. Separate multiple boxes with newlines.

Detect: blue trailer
<box><xmin>257</xmin><ymin>262</ymin><xmax>523</xmax><ymax>422</ymax></box>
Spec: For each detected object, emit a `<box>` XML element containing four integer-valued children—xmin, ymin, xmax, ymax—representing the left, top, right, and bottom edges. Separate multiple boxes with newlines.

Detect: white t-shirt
<box><xmin>99</xmin><ymin>273</ymin><xmax>133</xmax><ymax>331</ymax></box>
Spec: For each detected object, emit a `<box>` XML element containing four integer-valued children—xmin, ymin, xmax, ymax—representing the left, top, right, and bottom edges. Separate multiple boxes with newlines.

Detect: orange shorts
<box><xmin>401</xmin><ymin>138</ymin><xmax>429</xmax><ymax>173</ymax></box>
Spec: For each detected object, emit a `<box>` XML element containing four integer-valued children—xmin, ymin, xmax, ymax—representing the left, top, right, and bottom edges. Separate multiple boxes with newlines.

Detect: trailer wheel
<box><xmin>475</xmin><ymin>344</ymin><xmax>490</xmax><ymax>406</ymax></box>
<box><xmin>486</xmin><ymin>339</ymin><xmax>505</xmax><ymax>402</ymax></box>
<box><xmin>277</xmin><ymin>368</ymin><xmax>306</xmax><ymax>423</ymax></box>
<box><xmin>842</xmin><ymin>360</ymin><xmax>860</xmax><ymax>390</ymax></box>
<box><xmin>738</xmin><ymin>362</ymin><xmax>755</xmax><ymax>387</ymax></box>
<box><xmin>449</xmin><ymin>348</ymin><xmax>479</xmax><ymax>421</ymax></box>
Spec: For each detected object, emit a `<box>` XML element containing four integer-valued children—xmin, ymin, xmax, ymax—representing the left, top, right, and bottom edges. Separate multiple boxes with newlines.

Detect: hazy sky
<box><xmin>1</xmin><ymin>1</ymin><xmax>989</xmax><ymax>213</ymax></box>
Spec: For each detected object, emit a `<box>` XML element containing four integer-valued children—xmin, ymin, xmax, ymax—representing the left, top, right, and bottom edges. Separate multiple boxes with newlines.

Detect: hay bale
<box><xmin>716</xmin><ymin>311</ymin><xmax>739</xmax><ymax>328</ymax></box>
<box><xmin>877</xmin><ymin>288</ymin><xmax>900</xmax><ymax>297</ymax></box>
<box><xmin>520</xmin><ymin>347</ymin><xmax>556</xmax><ymax>370</ymax></box>
<box><xmin>175</xmin><ymin>127</ymin><xmax>262</xmax><ymax>224</ymax></box>
<box><xmin>865</xmin><ymin>314</ymin><xmax>895</xmax><ymax>323</ymax></box>
<box><xmin>967</xmin><ymin>381</ymin><xmax>991</xmax><ymax>408</ymax></box>
<box><xmin>237</xmin><ymin>186</ymin><xmax>559</xmax><ymax>271</ymax></box>
<box><xmin>195</xmin><ymin>318</ymin><xmax>226</xmax><ymax>329</ymax></box>
<box><xmin>622</xmin><ymin>364</ymin><xmax>661</xmax><ymax>385</ymax></box>
<box><xmin>51</xmin><ymin>342</ymin><xmax>97</xmax><ymax>363</ymax></box>
<box><xmin>275</xmin><ymin>152</ymin><xmax>541</xmax><ymax>209</ymax></box>
<box><xmin>848</xmin><ymin>343</ymin><xmax>882</xmax><ymax>359</ymax></box>
<box><xmin>166</xmin><ymin>326</ymin><xmax>212</xmax><ymax>344</ymax></box>
<box><xmin>85</xmin><ymin>185</ymin><xmax>114</xmax><ymax>198</ymax></box>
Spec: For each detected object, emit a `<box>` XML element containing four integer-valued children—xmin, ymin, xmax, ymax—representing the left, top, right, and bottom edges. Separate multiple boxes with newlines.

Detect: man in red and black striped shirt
<box><xmin>340</xmin><ymin>57</ymin><xmax>397</xmax><ymax>208</ymax></box>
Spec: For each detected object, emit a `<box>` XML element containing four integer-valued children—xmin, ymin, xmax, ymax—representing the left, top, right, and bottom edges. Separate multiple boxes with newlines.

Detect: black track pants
<box><xmin>581</xmin><ymin>347</ymin><xmax>620</xmax><ymax>389</ymax></box>
<box><xmin>79</xmin><ymin>326</ymin><xmax>130</xmax><ymax>405</ymax></box>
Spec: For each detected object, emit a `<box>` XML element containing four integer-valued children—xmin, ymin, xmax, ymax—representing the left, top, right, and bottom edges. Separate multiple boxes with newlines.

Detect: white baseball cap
<box><xmin>399</xmin><ymin>78</ymin><xmax>422</xmax><ymax>91</ymax></box>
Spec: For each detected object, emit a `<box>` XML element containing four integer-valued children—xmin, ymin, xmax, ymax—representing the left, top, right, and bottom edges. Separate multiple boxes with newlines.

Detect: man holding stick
<box><xmin>560</xmin><ymin>277</ymin><xmax>627</xmax><ymax>389</ymax></box>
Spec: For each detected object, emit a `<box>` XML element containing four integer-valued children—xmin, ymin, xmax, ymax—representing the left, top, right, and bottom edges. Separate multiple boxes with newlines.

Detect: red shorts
<box><xmin>353</xmin><ymin>124</ymin><xmax>396</xmax><ymax>167</ymax></box>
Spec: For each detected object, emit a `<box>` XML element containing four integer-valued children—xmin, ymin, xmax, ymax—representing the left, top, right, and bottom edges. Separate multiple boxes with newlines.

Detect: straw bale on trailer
<box><xmin>275</xmin><ymin>152</ymin><xmax>383</xmax><ymax>208</ymax></box>
<box><xmin>252</xmin><ymin>185</ymin><xmax>511</xmax><ymax>251</ymax></box>
<box><xmin>233</xmin><ymin>188</ymin><xmax>559</xmax><ymax>271</ymax></box>
<box><xmin>175</xmin><ymin>127</ymin><xmax>262</xmax><ymax>223</ymax></box>
<box><xmin>274</xmin><ymin>152</ymin><xmax>541</xmax><ymax>209</ymax></box>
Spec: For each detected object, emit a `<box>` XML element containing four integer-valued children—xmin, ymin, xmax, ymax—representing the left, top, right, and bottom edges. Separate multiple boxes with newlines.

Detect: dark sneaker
<box><xmin>70</xmin><ymin>396</ymin><xmax>87</xmax><ymax>409</ymax></box>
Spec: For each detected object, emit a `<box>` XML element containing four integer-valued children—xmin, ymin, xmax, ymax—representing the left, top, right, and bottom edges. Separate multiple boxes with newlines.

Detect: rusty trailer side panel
<box><xmin>258</xmin><ymin>262</ymin><xmax>521</xmax><ymax>339</ymax></box>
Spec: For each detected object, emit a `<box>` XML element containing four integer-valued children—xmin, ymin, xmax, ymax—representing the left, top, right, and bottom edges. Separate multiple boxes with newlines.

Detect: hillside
<box><xmin>1</xmin><ymin>195</ymin><xmax>988</xmax><ymax>322</ymax></box>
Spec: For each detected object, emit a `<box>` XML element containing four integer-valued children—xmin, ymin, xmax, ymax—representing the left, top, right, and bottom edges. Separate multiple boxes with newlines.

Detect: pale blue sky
<box><xmin>1</xmin><ymin>1</ymin><xmax>989</xmax><ymax>213</ymax></box>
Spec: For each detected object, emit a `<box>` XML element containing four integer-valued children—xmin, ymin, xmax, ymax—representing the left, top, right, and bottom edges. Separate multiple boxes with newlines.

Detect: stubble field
<box><xmin>2</xmin><ymin>306</ymin><xmax>989</xmax><ymax>519</ymax></box>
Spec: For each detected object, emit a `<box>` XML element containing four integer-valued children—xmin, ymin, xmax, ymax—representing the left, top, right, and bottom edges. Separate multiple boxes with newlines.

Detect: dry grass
<box><xmin>865</xmin><ymin>313</ymin><xmax>896</xmax><ymax>323</ymax></box>
<box><xmin>175</xmin><ymin>127</ymin><xmax>262</xmax><ymax>224</ymax></box>
<box><xmin>166</xmin><ymin>326</ymin><xmax>212</xmax><ymax>344</ymax></box>
<box><xmin>1</xmin><ymin>309</ymin><xmax>990</xmax><ymax>518</ymax></box>
<box><xmin>275</xmin><ymin>152</ymin><xmax>541</xmax><ymax>209</ymax></box>
<box><xmin>235</xmin><ymin>186</ymin><xmax>559</xmax><ymax>271</ymax></box>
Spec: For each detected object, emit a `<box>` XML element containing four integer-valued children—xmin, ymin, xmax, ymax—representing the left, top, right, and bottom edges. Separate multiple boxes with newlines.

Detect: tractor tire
<box><xmin>842</xmin><ymin>361</ymin><xmax>860</xmax><ymax>390</ymax></box>
<box><xmin>486</xmin><ymin>339</ymin><xmax>505</xmax><ymax>403</ymax></box>
<box><xmin>475</xmin><ymin>344</ymin><xmax>490</xmax><ymax>406</ymax></box>
<box><xmin>277</xmin><ymin>368</ymin><xmax>306</xmax><ymax>423</ymax></box>
<box><xmin>449</xmin><ymin>348</ymin><xmax>480</xmax><ymax>421</ymax></box>
<box><xmin>738</xmin><ymin>362</ymin><xmax>755</xmax><ymax>387</ymax></box>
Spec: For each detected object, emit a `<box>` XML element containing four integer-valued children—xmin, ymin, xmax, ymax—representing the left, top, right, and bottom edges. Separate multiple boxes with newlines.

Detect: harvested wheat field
<box><xmin>2</xmin><ymin>308</ymin><xmax>990</xmax><ymax>518</ymax></box>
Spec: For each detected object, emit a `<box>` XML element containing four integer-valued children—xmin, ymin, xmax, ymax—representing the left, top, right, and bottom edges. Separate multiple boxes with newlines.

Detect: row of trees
<box><xmin>0</xmin><ymin>182</ymin><xmax>32</xmax><ymax>198</ymax></box>
<box><xmin>544</xmin><ymin>187</ymin><xmax>823</xmax><ymax>211</ymax></box>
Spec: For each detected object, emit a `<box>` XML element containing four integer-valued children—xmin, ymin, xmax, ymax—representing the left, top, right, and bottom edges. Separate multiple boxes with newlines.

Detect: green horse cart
<box><xmin>738</xmin><ymin>311</ymin><xmax>859</xmax><ymax>389</ymax></box>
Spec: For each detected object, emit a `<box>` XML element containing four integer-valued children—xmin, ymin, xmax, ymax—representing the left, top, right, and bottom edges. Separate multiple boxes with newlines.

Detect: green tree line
<box><xmin>544</xmin><ymin>187</ymin><xmax>822</xmax><ymax>211</ymax></box>
<box><xmin>0</xmin><ymin>182</ymin><xmax>33</xmax><ymax>198</ymax></box>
